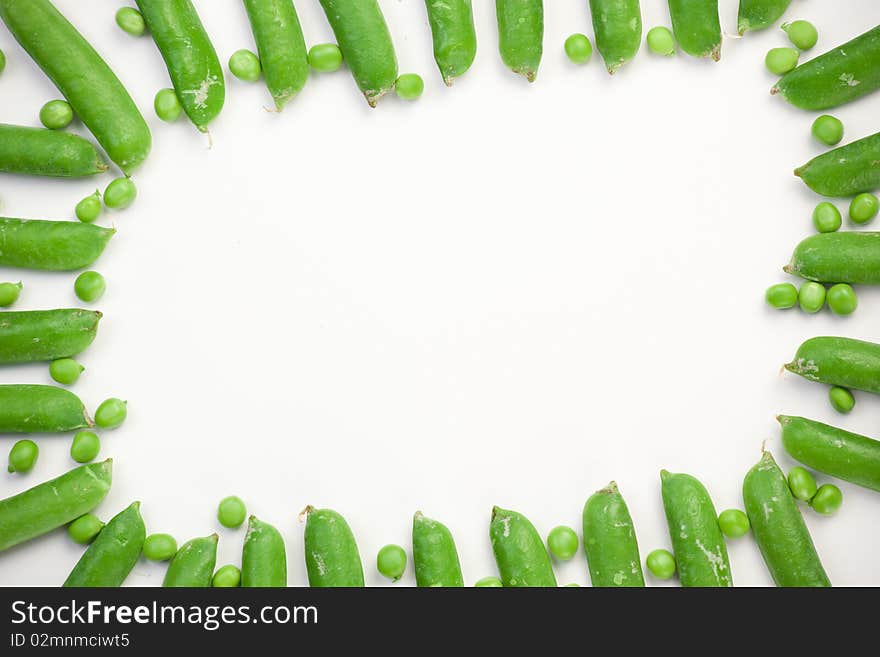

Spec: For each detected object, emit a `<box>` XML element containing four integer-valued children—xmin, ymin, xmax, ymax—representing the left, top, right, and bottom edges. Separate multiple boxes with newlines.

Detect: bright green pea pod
<box><xmin>0</xmin><ymin>460</ymin><xmax>111</xmax><ymax>552</ymax></box>
<box><xmin>0</xmin><ymin>0</ymin><xmax>151</xmax><ymax>174</ymax></box>
<box><xmin>412</xmin><ymin>512</ymin><xmax>464</xmax><ymax>587</ymax></box>
<box><xmin>582</xmin><ymin>482</ymin><xmax>645</xmax><ymax>587</ymax></box>
<box><xmin>496</xmin><ymin>0</ymin><xmax>543</xmax><ymax>82</ymax></box>
<box><xmin>779</xmin><ymin>415</ymin><xmax>880</xmax><ymax>493</ymax></box>
<box><xmin>243</xmin><ymin>0</ymin><xmax>309</xmax><ymax>110</ymax></box>
<box><xmin>0</xmin><ymin>309</ymin><xmax>101</xmax><ymax>364</ymax></box>
<box><xmin>660</xmin><ymin>470</ymin><xmax>732</xmax><ymax>587</ymax></box>
<box><xmin>773</xmin><ymin>27</ymin><xmax>880</xmax><ymax>111</ymax></box>
<box><xmin>0</xmin><ymin>384</ymin><xmax>91</xmax><ymax>433</ymax></box>
<box><xmin>785</xmin><ymin>232</ymin><xmax>880</xmax><ymax>285</ymax></box>
<box><xmin>135</xmin><ymin>0</ymin><xmax>225</xmax><ymax>132</ymax></box>
<box><xmin>424</xmin><ymin>0</ymin><xmax>477</xmax><ymax>86</ymax></box>
<box><xmin>737</xmin><ymin>0</ymin><xmax>792</xmax><ymax>35</ymax></box>
<box><xmin>490</xmin><ymin>506</ymin><xmax>557</xmax><ymax>587</ymax></box>
<box><xmin>588</xmin><ymin>0</ymin><xmax>642</xmax><ymax>74</ymax></box>
<box><xmin>742</xmin><ymin>451</ymin><xmax>830</xmax><ymax>587</ymax></box>
<box><xmin>164</xmin><ymin>534</ymin><xmax>219</xmax><ymax>587</ymax></box>
<box><xmin>0</xmin><ymin>124</ymin><xmax>107</xmax><ymax>178</ymax></box>
<box><xmin>303</xmin><ymin>506</ymin><xmax>364</xmax><ymax>587</ymax></box>
<box><xmin>242</xmin><ymin>516</ymin><xmax>287</xmax><ymax>587</ymax></box>
<box><xmin>318</xmin><ymin>0</ymin><xmax>398</xmax><ymax>107</ymax></box>
<box><xmin>667</xmin><ymin>0</ymin><xmax>721</xmax><ymax>61</ymax></box>
<box><xmin>794</xmin><ymin>132</ymin><xmax>880</xmax><ymax>198</ymax></box>
<box><xmin>0</xmin><ymin>218</ymin><xmax>114</xmax><ymax>272</ymax></box>
<box><xmin>64</xmin><ymin>502</ymin><xmax>145</xmax><ymax>587</ymax></box>
<box><xmin>786</xmin><ymin>336</ymin><xmax>880</xmax><ymax>395</ymax></box>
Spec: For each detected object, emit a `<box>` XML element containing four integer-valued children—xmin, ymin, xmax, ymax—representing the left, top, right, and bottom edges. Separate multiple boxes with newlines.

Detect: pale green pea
<box><xmin>826</xmin><ymin>283</ymin><xmax>857</xmax><ymax>316</ymax></box>
<box><xmin>74</xmin><ymin>271</ymin><xmax>106</xmax><ymax>303</ymax></box>
<box><xmin>0</xmin><ymin>282</ymin><xmax>22</xmax><ymax>307</ymax></box>
<box><xmin>229</xmin><ymin>49</ymin><xmax>262</xmax><ymax>82</ymax></box>
<box><xmin>75</xmin><ymin>192</ymin><xmax>102</xmax><ymax>223</ymax></box>
<box><xmin>787</xmin><ymin>466</ymin><xmax>818</xmax><ymax>502</ymax></box>
<box><xmin>812</xmin><ymin>115</ymin><xmax>844</xmax><ymax>146</ymax></box>
<box><xmin>67</xmin><ymin>514</ymin><xmax>104</xmax><ymax>544</ymax></box>
<box><xmin>765</xmin><ymin>283</ymin><xmax>797</xmax><ymax>309</ymax></box>
<box><xmin>646</xmin><ymin>27</ymin><xmax>675</xmax><ymax>56</ymax></box>
<box><xmin>7</xmin><ymin>439</ymin><xmax>38</xmax><ymax>474</ymax></box>
<box><xmin>798</xmin><ymin>281</ymin><xmax>825</xmax><ymax>313</ymax></box>
<box><xmin>395</xmin><ymin>74</ymin><xmax>424</xmax><ymax>101</ymax></box>
<box><xmin>829</xmin><ymin>386</ymin><xmax>855</xmax><ymax>414</ymax></box>
<box><xmin>103</xmin><ymin>177</ymin><xmax>137</xmax><ymax>210</ymax></box>
<box><xmin>766</xmin><ymin>47</ymin><xmax>799</xmax><ymax>75</ymax></box>
<box><xmin>782</xmin><ymin>20</ymin><xmax>818</xmax><ymax>51</ymax></box>
<box><xmin>94</xmin><ymin>398</ymin><xmax>127</xmax><ymax>429</ymax></box>
<box><xmin>849</xmin><ymin>193</ymin><xmax>879</xmax><ymax>225</ymax></box>
<box><xmin>50</xmin><ymin>358</ymin><xmax>84</xmax><ymax>385</ymax></box>
<box><xmin>115</xmin><ymin>7</ymin><xmax>146</xmax><ymax>37</ymax></box>
<box><xmin>810</xmin><ymin>484</ymin><xmax>842</xmax><ymax>515</ymax></box>
<box><xmin>143</xmin><ymin>533</ymin><xmax>178</xmax><ymax>561</ymax></box>
<box><xmin>546</xmin><ymin>525</ymin><xmax>578</xmax><ymax>560</ymax></box>
<box><xmin>70</xmin><ymin>430</ymin><xmax>100</xmax><ymax>463</ymax></box>
<box><xmin>39</xmin><ymin>100</ymin><xmax>74</xmax><ymax>130</ymax></box>
<box><xmin>308</xmin><ymin>43</ymin><xmax>343</xmax><ymax>72</ymax></box>
<box><xmin>717</xmin><ymin>509</ymin><xmax>750</xmax><ymax>538</ymax></box>
<box><xmin>645</xmin><ymin>549</ymin><xmax>676</xmax><ymax>580</ymax></box>
<box><xmin>812</xmin><ymin>202</ymin><xmax>841</xmax><ymax>233</ymax></box>
<box><xmin>377</xmin><ymin>544</ymin><xmax>407</xmax><ymax>581</ymax></box>
<box><xmin>212</xmin><ymin>564</ymin><xmax>241</xmax><ymax>587</ymax></box>
<box><xmin>154</xmin><ymin>88</ymin><xmax>182</xmax><ymax>122</ymax></box>
<box><xmin>217</xmin><ymin>496</ymin><xmax>246</xmax><ymax>528</ymax></box>
<box><xmin>564</xmin><ymin>34</ymin><xmax>593</xmax><ymax>64</ymax></box>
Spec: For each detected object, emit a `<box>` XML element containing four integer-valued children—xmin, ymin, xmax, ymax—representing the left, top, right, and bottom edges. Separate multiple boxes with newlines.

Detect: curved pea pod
<box><xmin>785</xmin><ymin>232</ymin><xmax>880</xmax><ymax>285</ymax></box>
<box><xmin>582</xmin><ymin>482</ymin><xmax>645</xmax><ymax>587</ymax></box>
<box><xmin>589</xmin><ymin>0</ymin><xmax>642</xmax><ymax>74</ymax></box>
<box><xmin>135</xmin><ymin>0</ymin><xmax>225</xmax><ymax>132</ymax></box>
<box><xmin>496</xmin><ymin>0</ymin><xmax>543</xmax><ymax>82</ymax></box>
<box><xmin>667</xmin><ymin>0</ymin><xmax>721</xmax><ymax>61</ymax></box>
<box><xmin>424</xmin><ymin>0</ymin><xmax>477</xmax><ymax>86</ymax></box>
<box><xmin>490</xmin><ymin>506</ymin><xmax>556</xmax><ymax>587</ymax></box>
<box><xmin>303</xmin><ymin>506</ymin><xmax>364</xmax><ymax>587</ymax></box>
<box><xmin>742</xmin><ymin>451</ymin><xmax>830</xmax><ymax>587</ymax></box>
<box><xmin>773</xmin><ymin>27</ymin><xmax>880</xmax><ymax>111</ymax></box>
<box><xmin>64</xmin><ymin>502</ymin><xmax>145</xmax><ymax>587</ymax></box>
<box><xmin>412</xmin><ymin>511</ymin><xmax>464</xmax><ymax>587</ymax></box>
<box><xmin>243</xmin><ymin>0</ymin><xmax>309</xmax><ymax>110</ymax></box>
<box><xmin>0</xmin><ymin>459</ymin><xmax>111</xmax><ymax>552</ymax></box>
<box><xmin>660</xmin><ymin>470</ymin><xmax>732</xmax><ymax>587</ymax></box>
<box><xmin>318</xmin><ymin>0</ymin><xmax>398</xmax><ymax>107</ymax></box>
<box><xmin>0</xmin><ymin>384</ymin><xmax>91</xmax><ymax>433</ymax></box>
<box><xmin>779</xmin><ymin>415</ymin><xmax>880</xmax><ymax>492</ymax></box>
<box><xmin>0</xmin><ymin>0</ymin><xmax>151</xmax><ymax>173</ymax></box>
<box><xmin>0</xmin><ymin>124</ymin><xmax>107</xmax><ymax>178</ymax></box>
<box><xmin>794</xmin><ymin>132</ymin><xmax>880</xmax><ymax>198</ymax></box>
<box><xmin>0</xmin><ymin>218</ymin><xmax>114</xmax><ymax>272</ymax></box>
<box><xmin>242</xmin><ymin>516</ymin><xmax>287</xmax><ymax>587</ymax></box>
<box><xmin>0</xmin><ymin>309</ymin><xmax>101</xmax><ymax>365</ymax></box>
<box><xmin>164</xmin><ymin>534</ymin><xmax>218</xmax><ymax>587</ymax></box>
<box><xmin>736</xmin><ymin>0</ymin><xmax>792</xmax><ymax>35</ymax></box>
<box><xmin>785</xmin><ymin>336</ymin><xmax>880</xmax><ymax>395</ymax></box>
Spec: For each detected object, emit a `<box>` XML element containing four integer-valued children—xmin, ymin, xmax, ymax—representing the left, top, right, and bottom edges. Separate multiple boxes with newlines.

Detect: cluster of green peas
<box><xmin>765</xmin><ymin>20</ymin><xmax>819</xmax><ymax>75</ymax></box>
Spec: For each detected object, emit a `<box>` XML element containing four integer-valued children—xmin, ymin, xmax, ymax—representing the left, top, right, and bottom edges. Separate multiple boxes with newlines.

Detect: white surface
<box><xmin>1</xmin><ymin>0</ymin><xmax>879</xmax><ymax>587</ymax></box>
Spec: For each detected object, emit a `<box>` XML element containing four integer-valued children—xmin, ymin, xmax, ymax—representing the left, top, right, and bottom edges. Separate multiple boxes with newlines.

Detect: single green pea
<box><xmin>212</xmin><ymin>564</ymin><xmax>241</xmax><ymax>587</ymax></box>
<box><xmin>812</xmin><ymin>202</ymin><xmax>842</xmax><ymax>233</ymax></box>
<box><xmin>395</xmin><ymin>74</ymin><xmax>424</xmax><ymax>101</ymax></box>
<box><xmin>228</xmin><ymin>49</ymin><xmax>262</xmax><ymax>82</ymax></box>
<box><xmin>217</xmin><ymin>496</ymin><xmax>247</xmax><ymax>529</ymax></box>
<box><xmin>0</xmin><ymin>281</ymin><xmax>22</xmax><ymax>307</ymax></box>
<box><xmin>0</xmin><ymin>49</ymin><xmax>6</xmax><ymax>75</ymax></box>
<box><xmin>67</xmin><ymin>513</ymin><xmax>104</xmax><ymax>545</ymax></box>
<box><xmin>646</xmin><ymin>26</ymin><xmax>675</xmax><ymax>56</ymax></box>
<box><xmin>717</xmin><ymin>509</ymin><xmax>750</xmax><ymax>538</ymax></box>
<box><xmin>811</xmin><ymin>115</ymin><xmax>844</xmax><ymax>147</ymax></box>
<box><xmin>143</xmin><ymin>533</ymin><xmax>178</xmax><ymax>561</ymax></box>
<box><xmin>829</xmin><ymin>386</ymin><xmax>855</xmax><ymax>414</ymax></box>
<box><xmin>782</xmin><ymin>20</ymin><xmax>818</xmax><ymax>51</ymax></box>
<box><xmin>787</xmin><ymin>466</ymin><xmax>818</xmax><ymax>502</ymax></box>
<box><xmin>377</xmin><ymin>544</ymin><xmax>407</xmax><ymax>581</ymax></box>
<box><xmin>103</xmin><ymin>177</ymin><xmax>137</xmax><ymax>210</ymax></box>
<box><xmin>563</xmin><ymin>583</ymin><xmax>580</xmax><ymax>587</ymax></box>
<box><xmin>765</xmin><ymin>283</ymin><xmax>798</xmax><ymax>309</ymax></box>
<box><xmin>115</xmin><ymin>7</ymin><xmax>146</xmax><ymax>37</ymax></box>
<box><xmin>75</xmin><ymin>191</ymin><xmax>102</xmax><ymax>223</ymax></box>
<box><xmin>94</xmin><ymin>398</ymin><xmax>127</xmax><ymax>430</ymax></box>
<box><xmin>546</xmin><ymin>525</ymin><xmax>578</xmax><ymax>561</ymax></box>
<box><xmin>564</xmin><ymin>33</ymin><xmax>593</xmax><ymax>64</ymax></box>
<box><xmin>798</xmin><ymin>281</ymin><xmax>826</xmax><ymax>314</ymax></box>
<box><xmin>826</xmin><ymin>283</ymin><xmax>858</xmax><ymax>316</ymax></box>
<box><xmin>308</xmin><ymin>43</ymin><xmax>344</xmax><ymax>73</ymax></box>
<box><xmin>50</xmin><ymin>358</ymin><xmax>84</xmax><ymax>386</ymax></box>
<box><xmin>74</xmin><ymin>271</ymin><xmax>106</xmax><ymax>303</ymax></box>
<box><xmin>645</xmin><ymin>549</ymin><xmax>676</xmax><ymax>580</ymax></box>
<box><xmin>849</xmin><ymin>193</ymin><xmax>879</xmax><ymax>225</ymax></box>
<box><xmin>810</xmin><ymin>484</ymin><xmax>843</xmax><ymax>515</ymax></box>
<box><xmin>70</xmin><ymin>430</ymin><xmax>100</xmax><ymax>463</ymax></box>
<box><xmin>7</xmin><ymin>439</ymin><xmax>38</xmax><ymax>474</ymax></box>
<box><xmin>39</xmin><ymin>99</ymin><xmax>74</xmax><ymax>130</ymax></box>
<box><xmin>154</xmin><ymin>88</ymin><xmax>182</xmax><ymax>123</ymax></box>
<box><xmin>474</xmin><ymin>576</ymin><xmax>503</xmax><ymax>587</ymax></box>
<box><xmin>765</xmin><ymin>47</ymin><xmax>799</xmax><ymax>75</ymax></box>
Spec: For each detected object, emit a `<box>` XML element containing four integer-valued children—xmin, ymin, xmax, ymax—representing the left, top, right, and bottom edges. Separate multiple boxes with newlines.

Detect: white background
<box><xmin>1</xmin><ymin>0</ymin><xmax>879</xmax><ymax>587</ymax></box>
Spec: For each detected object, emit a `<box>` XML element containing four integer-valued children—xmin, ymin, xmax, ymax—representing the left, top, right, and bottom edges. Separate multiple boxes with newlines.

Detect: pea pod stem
<box><xmin>0</xmin><ymin>218</ymin><xmax>114</xmax><ymax>271</ymax></box>
<box><xmin>64</xmin><ymin>501</ymin><xmax>145</xmax><ymax>587</ymax></box>
<box><xmin>0</xmin><ymin>124</ymin><xmax>107</xmax><ymax>178</ymax></box>
<box><xmin>0</xmin><ymin>309</ymin><xmax>101</xmax><ymax>364</ymax></box>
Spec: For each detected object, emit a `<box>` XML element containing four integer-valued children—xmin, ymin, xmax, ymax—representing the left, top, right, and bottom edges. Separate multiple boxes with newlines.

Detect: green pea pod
<box><xmin>412</xmin><ymin>511</ymin><xmax>464</xmax><ymax>587</ymax></box>
<box><xmin>660</xmin><ymin>470</ymin><xmax>732</xmax><ymax>587</ymax></box>
<box><xmin>785</xmin><ymin>232</ymin><xmax>880</xmax><ymax>284</ymax></box>
<box><xmin>582</xmin><ymin>482</ymin><xmax>645</xmax><ymax>587</ymax></box>
<box><xmin>0</xmin><ymin>218</ymin><xmax>114</xmax><ymax>272</ymax></box>
<box><xmin>786</xmin><ymin>336</ymin><xmax>880</xmax><ymax>395</ymax></box>
<box><xmin>0</xmin><ymin>0</ymin><xmax>151</xmax><ymax>173</ymax></box>
<box><xmin>737</xmin><ymin>0</ymin><xmax>792</xmax><ymax>35</ymax></box>
<box><xmin>303</xmin><ymin>506</ymin><xmax>364</xmax><ymax>587</ymax></box>
<box><xmin>779</xmin><ymin>415</ymin><xmax>880</xmax><ymax>492</ymax></box>
<box><xmin>773</xmin><ymin>27</ymin><xmax>880</xmax><ymax>111</ymax></box>
<box><xmin>0</xmin><ymin>384</ymin><xmax>91</xmax><ymax>433</ymax></box>
<box><xmin>424</xmin><ymin>0</ymin><xmax>477</xmax><ymax>86</ymax></box>
<box><xmin>0</xmin><ymin>124</ymin><xmax>107</xmax><ymax>178</ymax></box>
<box><xmin>589</xmin><ymin>0</ymin><xmax>642</xmax><ymax>74</ymax></box>
<box><xmin>667</xmin><ymin>0</ymin><xmax>721</xmax><ymax>61</ymax></box>
<box><xmin>496</xmin><ymin>0</ymin><xmax>543</xmax><ymax>82</ymax></box>
<box><xmin>164</xmin><ymin>534</ymin><xmax>218</xmax><ymax>587</ymax></box>
<box><xmin>0</xmin><ymin>460</ymin><xmax>112</xmax><ymax>552</ymax></box>
<box><xmin>490</xmin><ymin>506</ymin><xmax>557</xmax><ymax>587</ymax></box>
<box><xmin>0</xmin><ymin>309</ymin><xmax>101</xmax><ymax>364</ymax></box>
<box><xmin>318</xmin><ymin>0</ymin><xmax>398</xmax><ymax>107</ymax></box>
<box><xmin>794</xmin><ymin>132</ymin><xmax>880</xmax><ymax>198</ymax></box>
<box><xmin>742</xmin><ymin>451</ymin><xmax>830</xmax><ymax>587</ymax></box>
<box><xmin>242</xmin><ymin>516</ymin><xmax>287</xmax><ymax>587</ymax></box>
<box><xmin>243</xmin><ymin>0</ymin><xmax>309</xmax><ymax>110</ymax></box>
<box><xmin>135</xmin><ymin>0</ymin><xmax>225</xmax><ymax>132</ymax></box>
<box><xmin>64</xmin><ymin>501</ymin><xmax>145</xmax><ymax>587</ymax></box>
